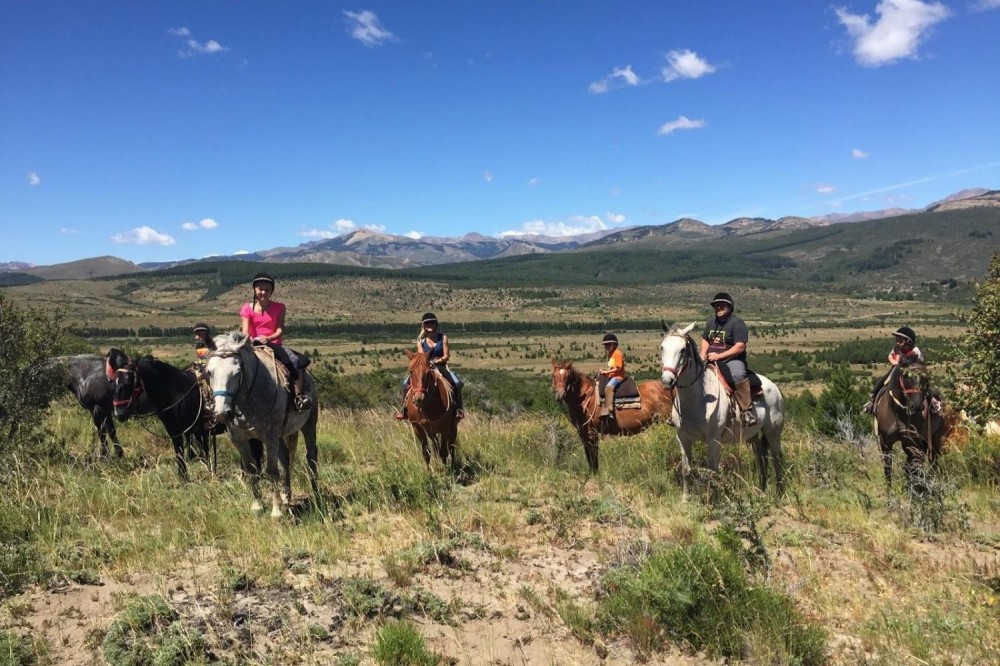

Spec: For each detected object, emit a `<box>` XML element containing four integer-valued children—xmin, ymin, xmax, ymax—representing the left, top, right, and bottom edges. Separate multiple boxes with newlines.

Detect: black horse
<box><xmin>109</xmin><ymin>350</ymin><xmax>220</xmax><ymax>480</ymax></box>
<box><xmin>44</xmin><ymin>354</ymin><xmax>151</xmax><ymax>457</ymax></box>
<box><xmin>873</xmin><ymin>358</ymin><xmax>945</xmax><ymax>494</ymax></box>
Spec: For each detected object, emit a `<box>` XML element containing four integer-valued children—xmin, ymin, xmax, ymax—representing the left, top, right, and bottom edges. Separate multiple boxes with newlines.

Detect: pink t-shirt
<box><xmin>240</xmin><ymin>301</ymin><xmax>286</xmax><ymax>345</ymax></box>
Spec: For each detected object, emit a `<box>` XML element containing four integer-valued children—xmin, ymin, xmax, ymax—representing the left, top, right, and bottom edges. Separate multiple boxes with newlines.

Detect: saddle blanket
<box><xmin>597</xmin><ymin>375</ymin><xmax>642</xmax><ymax>407</ymax></box>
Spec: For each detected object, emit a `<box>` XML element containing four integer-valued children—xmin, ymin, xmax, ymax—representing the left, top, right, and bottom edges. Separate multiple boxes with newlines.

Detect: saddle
<box><xmin>251</xmin><ymin>344</ymin><xmax>292</xmax><ymax>386</ymax></box>
<box><xmin>185</xmin><ymin>363</ymin><xmax>227</xmax><ymax>434</ymax></box>
<box><xmin>711</xmin><ymin>365</ymin><xmax>763</xmax><ymax>396</ymax></box>
<box><xmin>597</xmin><ymin>375</ymin><xmax>642</xmax><ymax>410</ymax></box>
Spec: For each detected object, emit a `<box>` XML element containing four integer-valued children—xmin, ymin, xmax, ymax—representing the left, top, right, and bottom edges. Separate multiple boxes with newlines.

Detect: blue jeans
<box><xmin>607</xmin><ymin>376</ymin><xmax>623</xmax><ymax>390</ymax></box>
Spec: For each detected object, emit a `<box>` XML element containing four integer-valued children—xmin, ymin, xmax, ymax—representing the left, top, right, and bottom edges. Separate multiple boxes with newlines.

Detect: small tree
<box><xmin>815</xmin><ymin>364</ymin><xmax>868</xmax><ymax>438</ymax></box>
<box><xmin>0</xmin><ymin>294</ymin><xmax>82</xmax><ymax>450</ymax></box>
<box><xmin>950</xmin><ymin>252</ymin><xmax>1000</xmax><ymax>422</ymax></box>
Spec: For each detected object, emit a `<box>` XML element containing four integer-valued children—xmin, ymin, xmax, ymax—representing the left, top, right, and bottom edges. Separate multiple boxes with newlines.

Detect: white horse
<box><xmin>206</xmin><ymin>332</ymin><xmax>319</xmax><ymax>517</ymax></box>
<box><xmin>659</xmin><ymin>322</ymin><xmax>785</xmax><ymax>498</ymax></box>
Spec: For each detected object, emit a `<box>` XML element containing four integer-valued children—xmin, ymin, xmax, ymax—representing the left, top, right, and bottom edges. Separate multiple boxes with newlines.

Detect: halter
<box><xmin>407</xmin><ymin>357</ymin><xmax>453</xmax><ymax>425</ymax></box>
<box><xmin>113</xmin><ymin>359</ymin><xmax>206</xmax><ymax>438</ymax></box>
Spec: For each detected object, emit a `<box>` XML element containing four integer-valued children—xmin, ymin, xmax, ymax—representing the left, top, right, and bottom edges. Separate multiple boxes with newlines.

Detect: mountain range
<box><xmin>3</xmin><ymin>188</ymin><xmax>998</xmax><ymax>281</ymax></box>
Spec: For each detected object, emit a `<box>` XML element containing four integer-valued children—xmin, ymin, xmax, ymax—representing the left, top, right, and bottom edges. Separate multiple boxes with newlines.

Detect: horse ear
<box><xmin>661</xmin><ymin>319</ymin><xmax>670</xmax><ymax>333</ymax></box>
<box><xmin>681</xmin><ymin>322</ymin><xmax>697</xmax><ymax>336</ymax></box>
<box><xmin>105</xmin><ymin>359</ymin><xmax>115</xmax><ymax>382</ymax></box>
<box><xmin>405</xmin><ymin>349</ymin><xmax>415</xmax><ymax>359</ymax></box>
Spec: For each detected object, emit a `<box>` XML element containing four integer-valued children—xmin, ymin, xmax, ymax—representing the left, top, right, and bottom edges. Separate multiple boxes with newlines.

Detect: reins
<box><xmin>113</xmin><ymin>362</ymin><xmax>207</xmax><ymax>439</ymax></box>
<box><xmin>662</xmin><ymin>334</ymin><xmax>706</xmax><ymax>389</ymax></box>
<box><xmin>408</xmin><ymin>362</ymin><xmax>453</xmax><ymax>427</ymax></box>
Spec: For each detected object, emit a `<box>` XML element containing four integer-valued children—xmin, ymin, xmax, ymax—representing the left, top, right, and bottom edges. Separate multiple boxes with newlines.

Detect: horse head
<box><xmin>660</xmin><ymin>322</ymin><xmax>697</xmax><ymax>389</ymax></box>
<box><xmin>405</xmin><ymin>349</ymin><xmax>439</xmax><ymax>410</ymax></box>
<box><xmin>550</xmin><ymin>359</ymin><xmax>578</xmax><ymax>403</ymax></box>
<box><xmin>108</xmin><ymin>350</ymin><xmax>143</xmax><ymax>422</ymax></box>
<box><xmin>894</xmin><ymin>358</ymin><xmax>929</xmax><ymax>416</ymax></box>
<box><xmin>205</xmin><ymin>331</ymin><xmax>251</xmax><ymax>422</ymax></box>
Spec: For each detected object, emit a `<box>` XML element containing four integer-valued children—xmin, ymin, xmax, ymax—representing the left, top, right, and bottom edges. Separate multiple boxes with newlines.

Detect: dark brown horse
<box><xmin>551</xmin><ymin>359</ymin><xmax>676</xmax><ymax>473</ymax></box>
<box><xmin>874</xmin><ymin>359</ymin><xmax>945</xmax><ymax>494</ymax></box>
<box><xmin>403</xmin><ymin>350</ymin><xmax>459</xmax><ymax>470</ymax></box>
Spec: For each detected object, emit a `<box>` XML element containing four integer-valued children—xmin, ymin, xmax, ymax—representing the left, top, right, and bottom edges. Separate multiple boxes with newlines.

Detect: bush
<box><xmin>0</xmin><ymin>294</ymin><xmax>84</xmax><ymax>452</ymax></box>
<box><xmin>949</xmin><ymin>252</ymin><xmax>1000</xmax><ymax>422</ymax></box>
<box><xmin>596</xmin><ymin>541</ymin><xmax>826</xmax><ymax>663</ymax></box>
<box><xmin>370</xmin><ymin>619</ymin><xmax>439</xmax><ymax>666</ymax></box>
<box><xmin>815</xmin><ymin>364</ymin><xmax>869</xmax><ymax>438</ymax></box>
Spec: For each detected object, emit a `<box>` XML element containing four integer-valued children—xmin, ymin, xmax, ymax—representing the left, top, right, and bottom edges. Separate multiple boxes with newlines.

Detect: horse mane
<box><xmin>213</xmin><ymin>331</ymin><xmax>248</xmax><ymax>354</ymax></box>
<box><xmin>408</xmin><ymin>351</ymin><xmax>454</xmax><ymax>401</ymax></box>
<box><xmin>137</xmin><ymin>355</ymin><xmax>197</xmax><ymax>392</ymax></box>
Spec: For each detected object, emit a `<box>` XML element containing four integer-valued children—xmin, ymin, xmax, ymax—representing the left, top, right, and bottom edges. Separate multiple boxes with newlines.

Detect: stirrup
<box><xmin>293</xmin><ymin>394</ymin><xmax>311</xmax><ymax>411</ymax></box>
<box><xmin>862</xmin><ymin>400</ymin><xmax>874</xmax><ymax>414</ymax></box>
<box><xmin>395</xmin><ymin>410</ymin><xmax>407</xmax><ymax>420</ymax></box>
<box><xmin>454</xmin><ymin>409</ymin><xmax>464</xmax><ymax>421</ymax></box>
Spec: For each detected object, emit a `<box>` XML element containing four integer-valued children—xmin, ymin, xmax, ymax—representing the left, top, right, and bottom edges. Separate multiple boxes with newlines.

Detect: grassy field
<box><xmin>1</xmin><ymin>396</ymin><xmax>998</xmax><ymax>665</ymax></box>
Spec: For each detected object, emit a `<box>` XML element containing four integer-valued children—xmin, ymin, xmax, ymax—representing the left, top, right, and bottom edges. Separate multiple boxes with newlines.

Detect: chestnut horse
<box><xmin>551</xmin><ymin>359</ymin><xmax>676</xmax><ymax>473</ymax></box>
<box><xmin>403</xmin><ymin>350</ymin><xmax>459</xmax><ymax>470</ymax></box>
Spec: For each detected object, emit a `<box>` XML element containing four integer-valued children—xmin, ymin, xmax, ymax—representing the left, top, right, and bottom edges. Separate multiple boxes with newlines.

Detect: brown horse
<box><xmin>874</xmin><ymin>359</ymin><xmax>945</xmax><ymax>494</ymax></box>
<box><xmin>551</xmin><ymin>359</ymin><xmax>676</xmax><ymax>473</ymax></box>
<box><xmin>403</xmin><ymin>350</ymin><xmax>459</xmax><ymax>470</ymax></box>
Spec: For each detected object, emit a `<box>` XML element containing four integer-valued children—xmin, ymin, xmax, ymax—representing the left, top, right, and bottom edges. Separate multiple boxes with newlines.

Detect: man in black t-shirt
<box><xmin>701</xmin><ymin>292</ymin><xmax>756</xmax><ymax>426</ymax></box>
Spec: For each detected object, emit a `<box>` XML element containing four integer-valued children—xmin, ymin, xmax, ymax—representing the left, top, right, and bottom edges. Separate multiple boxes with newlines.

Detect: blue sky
<box><xmin>2</xmin><ymin>0</ymin><xmax>999</xmax><ymax>265</ymax></box>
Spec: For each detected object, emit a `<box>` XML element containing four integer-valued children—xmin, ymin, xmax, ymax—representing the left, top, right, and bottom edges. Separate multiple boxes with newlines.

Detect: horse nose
<box><xmin>661</xmin><ymin>373</ymin><xmax>676</xmax><ymax>388</ymax></box>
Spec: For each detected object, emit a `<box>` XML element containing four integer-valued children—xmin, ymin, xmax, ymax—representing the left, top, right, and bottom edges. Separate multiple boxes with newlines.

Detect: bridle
<box><xmin>888</xmin><ymin>364</ymin><xmax>926</xmax><ymax>414</ymax></box>
<box><xmin>112</xmin><ymin>362</ymin><xmax>146</xmax><ymax>411</ymax></box>
<box><xmin>661</xmin><ymin>333</ymin><xmax>705</xmax><ymax>389</ymax></box>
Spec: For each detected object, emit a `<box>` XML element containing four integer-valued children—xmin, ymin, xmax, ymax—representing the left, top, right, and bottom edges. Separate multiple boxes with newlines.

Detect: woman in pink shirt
<box><xmin>241</xmin><ymin>272</ymin><xmax>311</xmax><ymax>411</ymax></box>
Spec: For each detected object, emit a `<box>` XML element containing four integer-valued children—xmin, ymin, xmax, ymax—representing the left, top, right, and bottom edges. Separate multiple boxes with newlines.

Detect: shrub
<box><xmin>596</xmin><ymin>541</ymin><xmax>826</xmax><ymax>663</ymax></box>
<box><xmin>815</xmin><ymin>364</ymin><xmax>868</xmax><ymax>438</ymax></box>
<box><xmin>949</xmin><ymin>252</ymin><xmax>1000</xmax><ymax>422</ymax></box>
<box><xmin>370</xmin><ymin>619</ymin><xmax>439</xmax><ymax>666</ymax></box>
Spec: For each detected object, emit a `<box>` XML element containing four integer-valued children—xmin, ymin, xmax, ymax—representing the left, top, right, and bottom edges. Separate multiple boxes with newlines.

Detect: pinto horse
<box><xmin>550</xmin><ymin>359</ymin><xmax>675</xmax><ymax>473</ymax></box>
<box><xmin>402</xmin><ymin>350</ymin><xmax>459</xmax><ymax>470</ymax></box>
<box><xmin>873</xmin><ymin>358</ymin><xmax>945</xmax><ymax>494</ymax></box>
<box><xmin>659</xmin><ymin>322</ymin><xmax>785</xmax><ymax>498</ymax></box>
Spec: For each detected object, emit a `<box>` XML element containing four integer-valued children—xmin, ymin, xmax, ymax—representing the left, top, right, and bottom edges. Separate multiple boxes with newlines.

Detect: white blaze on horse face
<box><xmin>660</xmin><ymin>335</ymin><xmax>683</xmax><ymax>388</ymax></box>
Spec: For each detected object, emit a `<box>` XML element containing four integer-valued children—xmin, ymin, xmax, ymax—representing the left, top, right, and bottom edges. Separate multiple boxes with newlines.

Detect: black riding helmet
<box><xmin>711</xmin><ymin>292</ymin><xmax>734</xmax><ymax>309</ymax></box>
<box><xmin>602</xmin><ymin>333</ymin><xmax>619</xmax><ymax>346</ymax></box>
<box><xmin>251</xmin><ymin>272</ymin><xmax>275</xmax><ymax>289</ymax></box>
<box><xmin>893</xmin><ymin>326</ymin><xmax>917</xmax><ymax>344</ymax></box>
<box><xmin>193</xmin><ymin>322</ymin><xmax>210</xmax><ymax>334</ymax></box>
<box><xmin>421</xmin><ymin>312</ymin><xmax>438</xmax><ymax>325</ymax></box>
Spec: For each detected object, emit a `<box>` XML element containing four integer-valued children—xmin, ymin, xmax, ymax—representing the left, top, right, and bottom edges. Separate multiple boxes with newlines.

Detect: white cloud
<box><xmin>527</xmin><ymin>177</ymin><xmax>540</xmax><ymax>187</ymax></box>
<box><xmin>59</xmin><ymin>227</ymin><xmax>77</xmax><ymax>234</ymax></box>
<box><xmin>662</xmin><ymin>49</ymin><xmax>717</xmax><ymax>81</ymax></box>
<box><xmin>405</xmin><ymin>231</ymin><xmax>424</xmax><ymax>239</ymax></box>
<box><xmin>111</xmin><ymin>226</ymin><xmax>176</xmax><ymax>246</ymax></box>
<box><xmin>815</xmin><ymin>184</ymin><xmax>837</xmax><ymax>194</ymax></box>
<box><xmin>657</xmin><ymin>115</ymin><xmax>706</xmax><ymax>136</ymax></box>
<box><xmin>482</xmin><ymin>170</ymin><xmax>494</xmax><ymax>183</ymax></box>
<box><xmin>183</xmin><ymin>39</ymin><xmax>228</xmax><ymax>56</ymax></box>
<box><xmin>26</xmin><ymin>172</ymin><xmax>41</xmax><ymax>186</ymax></box>
<box><xmin>499</xmin><ymin>215</ymin><xmax>608</xmax><ymax>238</ymax></box>
<box><xmin>297</xmin><ymin>218</ymin><xmax>386</xmax><ymax>238</ymax></box>
<box><xmin>972</xmin><ymin>0</ymin><xmax>1000</xmax><ymax>10</ymax></box>
<box><xmin>344</xmin><ymin>10</ymin><xmax>397</xmax><ymax>47</ymax></box>
<box><xmin>852</xmin><ymin>148</ymin><xmax>870</xmax><ymax>159</ymax></box>
<box><xmin>605</xmin><ymin>212</ymin><xmax>627</xmax><ymax>224</ymax></box>
<box><xmin>167</xmin><ymin>27</ymin><xmax>191</xmax><ymax>37</ymax></box>
<box><xmin>233</xmin><ymin>250</ymin><xmax>250</xmax><ymax>255</ymax></box>
<box><xmin>835</xmin><ymin>0</ymin><xmax>950</xmax><ymax>67</ymax></box>
<box><xmin>588</xmin><ymin>65</ymin><xmax>642</xmax><ymax>94</ymax></box>
<box><xmin>181</xmin><ymin>218</ymin><xmax>218</xmax><ymax>231</ymax></box>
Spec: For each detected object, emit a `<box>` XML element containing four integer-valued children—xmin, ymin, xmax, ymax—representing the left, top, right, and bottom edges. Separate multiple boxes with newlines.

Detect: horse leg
<box><xmin>265</xmin><ymin>437</ymin><xmax>292</xmax><ymax>518</ymax></box>
<box><xmin>93</xmin><ymin>408</ymin><xmax>110</xmax><ymax>457</ymax></box>
<box><xmin>302</xmin><ymin>405</ymin><xmax>321</xmax><ymax>508</ymax></box>
<box><xmin>677</xmin><ymin>435</ymin><xmax>694</xmax><ymax>501</ymax></box>
<box><xmin>240</xmin><ymin>438</ymin><xmax>265</xmax><ymax>512</ymax></box>
<box><xmin>103</xmin><ymin>412</ymin><xmax>124</xmax><ymax>458</ymax></box>
<box><xmin>448</xmin><ymin>421</ymin><xmax>459</xmax><ymax>473</ymax></box>
<box><xmin>769</xmin><ymin>430</ymin><xmax>785</xmax><ymax>496</ymax></box>
<box><xmin>582</xmin><ymin>427</ymin><xmax>599</xmax><ymax>474</ymax></box>
<box><xmin>878</xmin><ymin>433</ymin><xmax>894</xmax><ymax>494</ymax></box>
<box><xmin>415</xmin><ymin>427</ymin><xmax>432</xmax><ymax>467</ymax></box>
<box><xmin>753</xmin><ymin>434</ymin><xmax>768</xmax><ymax>491</ymax></box>
<box><xmin>171</xmin><ymin>435</ymin><xmax>189</xmax><ymax>481</ymax></box>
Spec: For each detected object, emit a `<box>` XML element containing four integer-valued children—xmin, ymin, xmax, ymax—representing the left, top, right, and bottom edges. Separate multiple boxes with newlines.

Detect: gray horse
<box><xmin>205</xmin><ymin>332</ymin><xmax>319</xmax><ymax>517</ymax></box>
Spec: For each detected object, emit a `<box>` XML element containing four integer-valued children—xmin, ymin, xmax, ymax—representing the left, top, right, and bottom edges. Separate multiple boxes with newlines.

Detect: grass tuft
<box><xmin>370</xmin><ymin>619</ymin><xmax>440</xmax><ymax>666</ymax></box>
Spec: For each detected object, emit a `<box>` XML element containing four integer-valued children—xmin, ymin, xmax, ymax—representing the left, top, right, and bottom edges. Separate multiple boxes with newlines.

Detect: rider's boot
<box><xmin>454</xmin><ymin>384</ymin><xmax>464</xmax><ymax>421</ymax></box>
<box><xmin>395</xmin><ymin>386</ymin><xmax>408</xmax><ymax>420</ymax></box>
<box><xmin>293</xmin><ymin>377</ymin><xmax>311</xmax><ymax>411</ymax></box>
<box><xmin>602</xmin><ymin>384</ymin><xmax>616</xmax><ymax>420</ymax></box>
<box><xmin>735</xmin><ymin>379</ymin><xmax>757</xmax><ymax>427</ymax></box>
